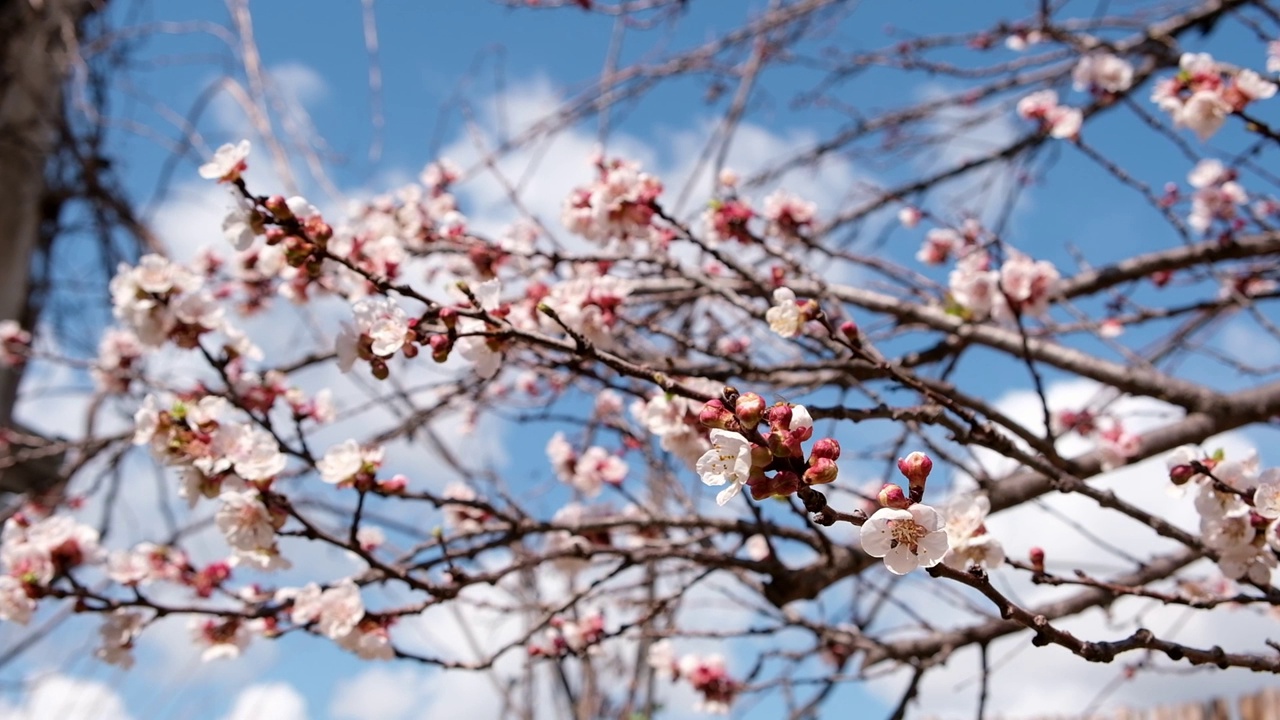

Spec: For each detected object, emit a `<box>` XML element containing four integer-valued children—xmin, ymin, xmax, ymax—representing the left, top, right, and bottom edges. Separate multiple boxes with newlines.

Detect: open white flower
<box><xmin>860</xmin><ymin>504</ymin><xmax>949</xmax><ymax>574</ymax></box>
<box><xmin>765</xmin><ymin>287</ymin><xmax>804</xmax><ymax>338</ymax></box>
<box><xmin>941</xmin><ymin>494</ymin><xmax>1004</xmax><ymax>570</ymax></box>
<box><xmin>696</xmin><ymin>429</ymin><xmax>752</xmax><ymax>506</ymax></box>
<box><xmin>199</xmin><ymin>140</ymin><xmax>251</xmax><ymax>181</ymax></box>
<box><xmin>318</xmin><ymin>439</ymin><xmax>365</xmax><ymax>485</ymax></box>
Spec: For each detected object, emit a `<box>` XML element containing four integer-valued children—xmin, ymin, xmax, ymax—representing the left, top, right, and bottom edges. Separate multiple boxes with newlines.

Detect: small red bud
<box><xmin>897</xmin><ymin>452</ymin><xmax>933</xmax><ymax>502</ymax></box>
<box><xmin>810</xmin><ymin>438</ymin><xmax>841</xmax><ymax>462</ymax></box>
<box><xmin>698</xmin><ymin>399</ymin><xmax>738</xmax><ymax>430</ymax></box>
<box><xmin>1029</xmin><ymin>547</ymin><xmax>1046</xmax><ymax>573</ymax></box>
<box><xmin>439</xmin><ymin>307</ymin><xmax>458</xmax><ymax>331</ymax></box>
<box><xmin>734</xmin><ymin>392</ymin><xmax>766</xmax><ymax>428</ymax></box>
<box><xmin>766</xmin><ymin>403</ymin><xmax>793</xmax><ymax>430</ymax></box>
<box><xmin>1169</xmin><ymin>464</ymin><xmax>1196</xmax><ymax>486</ymax></box>
<box><xmin>370</xmin><ymin>358</ymin><xmax>390</xmax><ymax>380</ymax></box>
<box><xmin>264</xmin><ymin>195</ymin><xmax>291</xmax><ymax>220</ymax></box>
<box><xmin>878</xmin><ymin>483</ymin><xmax>911</xmax><ymax>509</ymax></box>
<box><xmin>804</xmin><ymin>457</ymin><xmax>839</xmax><ymax>485</ymax></box>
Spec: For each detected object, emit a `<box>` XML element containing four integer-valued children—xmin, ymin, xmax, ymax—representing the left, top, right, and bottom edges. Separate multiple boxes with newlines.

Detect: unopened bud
<box><xmin>370</xmin><ymin>358</ymin><xmax>390</xmax><ymax>380</ymax></box>
<box><xmin>810</xmin><ymin>437</ymin><xmax>841</xmax><ymax>462</ymax></box>
<box><xmin>309</xmin><ymin>221</ymin><xmax>333</xmax><ymax>242</ymax></box>
<box><xmin>265</xmin><ymin>195</ymin><xmax>291</xmax><ymax>220</ymax></box>
<box><xmin>698</xmin><ymin>399</ymin><xmax>737</xmax><ymax>430</ymax></box>
<box><xmin>734</xmin><ymin>392</ymin><xmax>766</xmax><ymax>427</ymax></box>
<box><xmin>1169</xmin><ymin>463</ymin><xmax>1196</xmax><ymax>486</ymax></box>
<box><xmin>379</xmin><ymin>474</ymin><xmax>408</xmax><ymax>494</ymax></box>
<box><xmin>766</xmin><ymin>403</ymin><xmax>793</xmax><ymax>431</ymax></box>
<box><xmin>265</xmin><ymin>227</ymin><xmax>287</xmax><ymax>245</ymax></box>
<box><xmin>429</xmin><ymin>335</ymin><xmax>451</xmax><ymax>363</ymax></box>
<box><xmin>839</xmin><ymin>321</ymin><xmax>860</xmax><ymax>343</ymax></box>
<box><xmin>878</xmin><ymin>483</ymin><xmax>910</xmax><ymax>509</ymax></box>
<box><xmin>439</xmin><ymin>307</ymin><xmax>458</xmax><ymax>331</ymax></box>
<box><xmin>897</xmin><ymin>451</ymin><xmax>933</xmax><ymax>502</ymax></box>
<box><xmin>1029</xmin><ymin>547</ymin><xmax>1045</xmax><ymax>573</ymax></box>
<box><xmin>804</xmin><ymin>457</ymin><xmax>839</xmax><ymax>485</ymax></box>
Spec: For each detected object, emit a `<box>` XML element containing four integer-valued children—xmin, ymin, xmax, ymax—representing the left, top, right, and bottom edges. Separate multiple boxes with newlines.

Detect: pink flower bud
<box><xmin>766</xmin><ymin>403</ymin><xmax>792</xmax><ymax>430</ymax></box>
<box><xmin>1169</xmin><ymin>464</ymin><xmax>1196</xmax><ymax>486</ymax></box>
<box><xmin>370</xmin><ymin>358</ymin><xmax>390</xmax><ymax>380</ymax></box>
<box><xmin>877</xmin><ymin>483</ymin><xmax>910</xmax><ymax>509</ymax></box>
<box><xmin>439</xmin><ymin>307</ymin><xmax>458</xmax><ymax>331</ymax></box>
<box><xmin>265</xmin><ymin>195</ymin><xmax>291</xmax><ymax>220</ymax></box>
<box><xmin>379</xmin><ymin>474</ymin><xmax>408</xmax><ymax>494</ymax></box>
<box><xmin>804</xmin><ymin>457</ymin><xmax>839</xmax><ymax>485</ymax></box>
<box><xmin>429</xmin><ymin>335</ymin><xmax>451</xmax><ymax>363</ymax></box>
<box><xmin>897</xmin><ymin>452</ymin><xmax>933</xmax><ymax>502</ymax></box>
<box><xmin>1029</xmin><ymin>547</ymin><xmax>1045</xmax><ymax>573</ymax></box>
<box><xmin>839</xmin><ymin>321</ymin><xmax>859</xmax><ymax>342</ymax></box>
<box><xmin>734</xmin><ymin>392</ymin><xmax>766</xmax><ymax>428</ymax></box>
<box><xmin>810</xmin><ymin>438</ymin><xmax>841</xmax><ymax>461</ymax></box>
<box><xmin>698</xmin><ymin>399</ymin><xmax>738</xmax><ymax>430</ymax></box>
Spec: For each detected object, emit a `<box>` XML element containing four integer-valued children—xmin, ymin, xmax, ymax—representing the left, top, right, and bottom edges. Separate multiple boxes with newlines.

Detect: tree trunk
<box><xmin>0</xmin><ymin>0</ymin><xmax>101</xmax><ymax>495</ymax></box>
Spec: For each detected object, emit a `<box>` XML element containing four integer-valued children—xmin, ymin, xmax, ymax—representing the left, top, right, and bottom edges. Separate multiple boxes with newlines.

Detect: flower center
<box><xmin>888</xmin><ymin>519</ymin><xmax>926</xmax><ymax>552</ymax></box>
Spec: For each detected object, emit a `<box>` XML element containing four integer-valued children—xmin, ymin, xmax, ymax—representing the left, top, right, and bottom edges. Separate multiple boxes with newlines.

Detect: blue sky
<box><xmin>6</xmin><ymin>1</ymin><xmax>1280</xmax><ymax>719</ymax></box>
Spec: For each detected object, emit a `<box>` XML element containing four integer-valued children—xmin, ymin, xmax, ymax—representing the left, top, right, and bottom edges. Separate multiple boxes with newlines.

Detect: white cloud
<box><xmin>220</xmin><ymin>682</ymin><xmax>307</xmax><ymax>720</ymax></box>
<box><xmin>0</xmin><ymin>674</ymin><xmax>133</xmax><ymax>720</ymax></box>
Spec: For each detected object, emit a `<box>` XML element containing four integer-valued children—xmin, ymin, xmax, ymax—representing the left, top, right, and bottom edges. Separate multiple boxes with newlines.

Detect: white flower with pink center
<box><xmin>215</xmin><ymin>490</ymin><xmax>277</xmax><ymax>552</ymax></box>
<box><xmin>353</xmin><ymin>297</ymin><xmax>409</xmax><ymax>357</ymax></box>
<box><xmin>570</xmin><ymin>446</ymin><xmax>627</xmax><ymax>498</ymax></box>
<box><xmin>696</xmin><ymin>429</ymin><xmax>752</xmax><ymax>506</ymax></box>
<box><xmin>762</xmin><ymin>190</ymin><xmax>817</xmax><ymax>240</ymax></box>
<box><xmin>198</xmin><ymin>140</ymin><xmax>250</xmax><ymax>181</ymax></box>
<box><xmin>317</xmin><ymin>439</ymin><xmax>366</xmax><ymax>485</ymax></box>
<box><xmin>860</xmin><ymin>504</ymin><xmax>949</xmax><ymax>574</ymax></box>
<box><xmin>284</xmin><ymin>579</ymin><xmax>366</xmax><ymax>640</ymax></box>
<box><xmin>96</xmin><ymin>609</ymin><xmax>145</xmax><ymax>668</ymax></box>
<box><xmin>1073</xmin><ymin>53</ymin><xmax>1134</xmax><ymax>93</ymax></box>
<box><xmin>455</xmin><ymin>278</ymin><xmax>503</xmax><ymax>379</ymax></box>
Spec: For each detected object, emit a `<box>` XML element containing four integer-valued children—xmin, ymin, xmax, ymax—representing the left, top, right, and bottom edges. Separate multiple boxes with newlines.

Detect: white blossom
<box><xmin>860</xmin><ymin>504</ymin><xmax>949</xmax><ymax>574</ymax></box>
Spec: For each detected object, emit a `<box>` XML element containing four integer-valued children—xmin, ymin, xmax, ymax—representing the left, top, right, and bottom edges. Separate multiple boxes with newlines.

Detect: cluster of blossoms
<box><xmin>695</xmin><ymin>391</ymin><xmax>838</xmax><ymax>506</ymax></box>
<box><xmin>1016</xmin><ymin>90</ymin><xmax>1083</xmax><ymax>140</ymax></box>
<box><xmin>0</xmin><ymin>514</ymin><xmax>103</xmax><ymax>625</ymax></box>
<box><xmin>1016</xmin><ymin>52</ymin><xmax>1134</xmax><ymax>139</ymax></box>
<box><xmin>440</xmin><ymin>481</ymin><xmax>498</xmax><ymax>534</ymax></box>
<box><xmin>859</xmin><ymin>453</ymin><xmax>950</xmax><ymax>574</ymax></box>
<box><xmin>1053</xmin><ymin>407</ymin><xmax>1141</xmax><ymax>470</ymax></box>
<box><xmin>528</xmin><ymin>610</ymin><xmax>606</xmax><ymax>658</ymax></box>
<box><xmin>1072</xmin><ymin>52</ymin><xmax>1135</xmax><ymax>95</ymax></box>
<box><xmin>701</xmin><ymin>173</ymin><xmax>818</xmax><ymax>245</ymax></box>
<box><xmin>562</xmin><ymin>154</ymin><xmax>666</xmax><ymax>247</ymax></box>
<box><xmin>648</xmin><ymin>640</ymin><xmax>740</xmax><ymax>715</ymax></box>
<box><xmin>110</xmin><ymin>253</ymin><xmax>250</xmax><ymax>353</ymax></box>
<box><xmin>1167</xmin><ymin>447</ymin><xmax>1280</xmax><ymax>583</ymax></box>
<box><xmin>951</xmin><ymin>248</ymin><xmax>1061</xmax><ymax>322</ymax></box>
<box><xmin>1184</xmin><ymin>159</ymin><xmax>1248</xmax><ymax>235</ymax></box>
<box><xmin>1151</xmin><ymin>52</ymin><xmax>1276</xmax><ymax>140</ymax></box>
<box><xmin>278</xmin><ymin>579</ymin><xmax>393</xmax><ymax>659</ymax></box>
<box><xmin>631</xmin><ymin>382</ymin><xmax>717</xmax><ymax>468</ymax></box>
<box><xmin>132</xmin><ymin>394</ymin><xmax>292</xmax><ymax>569</ymax></box>
<box><xmin>907</xmin><ymin>217</ymin><xmax>1061</xmax><ymax>322</ymax></box>
<box><xmin>546</xmin><ymin>432</ymin><xmax>628</xmax><ymax>498</ymax></box>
